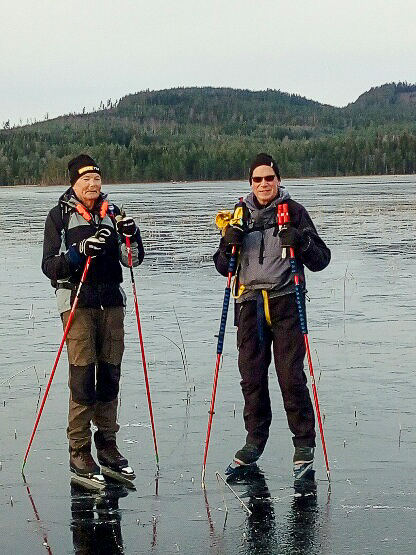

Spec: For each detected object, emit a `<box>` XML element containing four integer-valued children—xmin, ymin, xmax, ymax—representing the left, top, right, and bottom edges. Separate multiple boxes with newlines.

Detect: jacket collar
<box><xmin>59</xmin><ymin>186</ymin><xmax>108</xmax><ymax>213</ymax></box>
<box><xmin>244</xmin><ymin>188</ymin><xmax>291</xmax><ymax>223</ymax></box>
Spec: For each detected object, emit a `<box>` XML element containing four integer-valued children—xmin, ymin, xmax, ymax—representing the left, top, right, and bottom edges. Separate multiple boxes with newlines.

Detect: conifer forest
<box><xmin>1</xmin><ymin>82</ymin><xmax>416</xmax><ymax>185</ymax></box>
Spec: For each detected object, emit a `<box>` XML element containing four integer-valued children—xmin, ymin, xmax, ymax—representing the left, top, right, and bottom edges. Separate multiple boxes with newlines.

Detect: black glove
<box><xmin>78</xmin><ymin>230</ymin><xmax>109</xmax><ymax>257</ymax></box>
<box><xmin>116</xmin><ymin>215</ymin><xmax>137</xmax><ymax>237</ymax></box>
<box><xmin>278</xmin><ymin>226</ymin><xmax>305</xmax><ymax>250</ymax></box>
<box><xmin>224</xmin><ymin>225</ymin><xmax>244</xmax><ymax>247</ymax></box>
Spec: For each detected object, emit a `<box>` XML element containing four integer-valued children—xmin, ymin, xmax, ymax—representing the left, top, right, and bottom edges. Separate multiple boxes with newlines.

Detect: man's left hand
<box><xmin>117</xmin><ymin>215</ymin><xmax>137</xmax><ymax>237</ymax></box>
<box><xmin>278</xmin><ymin>226</ymin><xmax>305</xmax><ymax>250</ymax></box>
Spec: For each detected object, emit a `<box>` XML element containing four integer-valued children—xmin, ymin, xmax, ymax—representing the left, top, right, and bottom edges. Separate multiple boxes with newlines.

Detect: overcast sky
<box><xmin>2</xmin><ymin>0</ymin><xmax>416</xmax><ymax>125</ymax></box>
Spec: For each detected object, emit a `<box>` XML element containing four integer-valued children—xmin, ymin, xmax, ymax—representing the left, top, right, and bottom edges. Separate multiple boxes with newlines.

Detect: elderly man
<box><xmin>214</xmin><ymin>153</ymin><xmax>330</xmax><ymax>479</ymax></box>
<box><xmin>42</xmin><ymin>154</ymin><xmax>144</xmax><ymax>480</ymax></box>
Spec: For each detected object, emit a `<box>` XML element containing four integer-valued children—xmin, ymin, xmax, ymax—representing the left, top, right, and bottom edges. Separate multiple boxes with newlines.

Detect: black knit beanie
<box><xmin>68</xmin><ymin>154</ymin><xmax>101</xmax><ymax>185</ymax></box>
<box><xmin>249</xmin><ymin>153</ymin><xmax>280</xmax><ymax>183</ymax></box>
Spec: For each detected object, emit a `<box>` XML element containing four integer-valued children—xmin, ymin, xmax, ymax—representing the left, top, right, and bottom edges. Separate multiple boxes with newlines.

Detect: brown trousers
<box><xmin>62</xmin><ymin>306</ymin><xmax>124</xmax><ymax>451</ymax></box>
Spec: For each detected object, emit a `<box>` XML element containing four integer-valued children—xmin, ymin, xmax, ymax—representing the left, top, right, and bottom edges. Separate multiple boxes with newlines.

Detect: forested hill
<box><xmin>1</xmin><ymin>83</ymin><xmax>416</xmax><ymax>185</ymax></box>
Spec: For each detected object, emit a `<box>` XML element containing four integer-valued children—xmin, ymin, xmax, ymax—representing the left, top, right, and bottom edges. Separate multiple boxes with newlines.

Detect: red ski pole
<box><xmin>201</xmin><ymin>198</ymin><xmax>246</xmax><ymax>487</ymax></box>
<box><xmin>278</xmin><ymin>203</ymin><xmax>331</xmax><ymax>483</ymax></box>
<box><xmin>125</xmin><ymin>235</ymin><xmax>159</xmax><ymax>470</ymax></box>
<box><xmin>202</xmin><ymin>245</ymin><xmax>237</xmax><ymax>488</ymax></box>
<box><xmin>22</xmin><ymin>256</ymin><xmax>92</xmax><ymax>472</ymax></box>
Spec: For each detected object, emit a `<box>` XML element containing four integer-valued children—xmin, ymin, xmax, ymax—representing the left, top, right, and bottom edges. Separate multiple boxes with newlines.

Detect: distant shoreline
<box><xmin>3</xmin><ymin>173</ymin><xmax>416</xmax><ymax>189</ymax></box>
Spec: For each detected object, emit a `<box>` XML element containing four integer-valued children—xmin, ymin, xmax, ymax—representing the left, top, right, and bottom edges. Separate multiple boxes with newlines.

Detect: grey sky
<box><xmin>2</xmin><ymin>0</ymin><xmax>416</xmax><ymax>125</ymax></box>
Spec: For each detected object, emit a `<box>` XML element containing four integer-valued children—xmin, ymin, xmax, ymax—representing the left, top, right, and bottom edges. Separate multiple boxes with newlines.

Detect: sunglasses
<box><xmin>252</xmin><ymin>175</ymin><xmax>276</xmax><ymax>183</ymax></box>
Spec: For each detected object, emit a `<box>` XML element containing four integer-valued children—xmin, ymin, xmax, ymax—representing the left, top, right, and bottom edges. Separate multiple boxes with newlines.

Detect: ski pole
<box><xmin>22</xmin><ymin>256</ymin><xmax>92</xmax><ymax>472</ymax></box>
<box><xmin>202</xmin><ymin>245</ymin><xmax>237</xmax><ymax>488</ymax></box>
<box><xmin>125</xmin><ymin>234</ymin><xmax>159</xmax><ymax>470</ymax></box>
<box><xmin>278</xmin><ymin>203</ymin><xmax>331</xmax><ymax>483</ymax></box>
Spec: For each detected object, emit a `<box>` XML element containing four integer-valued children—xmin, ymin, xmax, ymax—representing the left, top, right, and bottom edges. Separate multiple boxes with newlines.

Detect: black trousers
<box><xmin>237</xmin><ymin>293</ymin><xmax>316</xmax><ymax>451</ymax></box>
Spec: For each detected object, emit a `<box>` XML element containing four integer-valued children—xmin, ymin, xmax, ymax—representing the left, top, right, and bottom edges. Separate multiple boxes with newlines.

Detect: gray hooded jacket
<box><xmin>213</xmin><ymin>188</ymin><xmax>331</xmax><ymax>303</ymax></box>
<box><xmin>238</xmin><ymin>189</ymin><xmax>292</xmax><ymax>300</ymax></box>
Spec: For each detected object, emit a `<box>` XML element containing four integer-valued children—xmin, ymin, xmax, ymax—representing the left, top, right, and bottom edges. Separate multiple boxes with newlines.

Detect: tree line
<box><xmin>1</xmin><ymin>84</ymin><xmax>416</xmax><ymax>185</ymax></box>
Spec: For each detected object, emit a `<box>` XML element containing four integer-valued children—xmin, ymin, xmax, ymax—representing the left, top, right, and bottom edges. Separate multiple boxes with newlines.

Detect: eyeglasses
<box><xmin>252</xmin><ymin>175</ymin><xmax>276</xmax><ymax>183</ymax></box>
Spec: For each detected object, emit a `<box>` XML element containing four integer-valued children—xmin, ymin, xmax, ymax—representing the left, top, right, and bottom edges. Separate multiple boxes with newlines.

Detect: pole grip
<box><xmin>287</xmin><ymin>247</ymin><xmax>308</xmax><ymax>335</ymax></box>
<box><xmin>279</xmin><ymin>205</ymin><xmax>308</xmax><ymax>336</ymax></box>
<box><xmin>228</xmin><ymin>252</ymin><xmax>236</xmax><ymax>274</ymax></box>
<box><xmin>216</xmin><ymin>248</ymin><xmax>236</xmax><ymax>353</ymax></box>
<box><xmin>125</xmin><ymin>235</ymin><xmax>133</xmax><ymax>267</ymax></box>
<box><xmin>217</xmin><ymin>286</ymin><xmax>231</xmax><ymax>354</ymax></box>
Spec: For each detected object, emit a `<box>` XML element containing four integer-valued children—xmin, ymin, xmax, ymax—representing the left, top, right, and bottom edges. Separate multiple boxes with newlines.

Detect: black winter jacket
<box><xmin>42</xmin><ymin>188</ymin><xmax>144</xmax><ymax>309</ymax></box>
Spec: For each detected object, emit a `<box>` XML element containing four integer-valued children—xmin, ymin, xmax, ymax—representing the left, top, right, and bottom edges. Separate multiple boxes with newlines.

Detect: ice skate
<box><xmin>69</xmin><ymin>448</ymin><xmax>106</xmax><ymax>491</ymax></box>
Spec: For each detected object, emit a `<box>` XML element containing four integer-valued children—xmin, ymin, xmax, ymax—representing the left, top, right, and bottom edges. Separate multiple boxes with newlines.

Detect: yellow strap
<box><xmin>232</xmin><ymin>279</ymin><xmax>245</xmax><ymax>299</ymax></box>
<box><xmin>262</xmin><ymin>290</ymin><xmax>272</xmax><ymax>326</ymax></box>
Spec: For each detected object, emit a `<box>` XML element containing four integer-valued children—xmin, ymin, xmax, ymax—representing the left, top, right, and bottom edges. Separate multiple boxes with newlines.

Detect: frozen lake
<box><xmin>1</xmin><ymin>176</ymin><xmax>416</xmax><ymax>554</ymax></box>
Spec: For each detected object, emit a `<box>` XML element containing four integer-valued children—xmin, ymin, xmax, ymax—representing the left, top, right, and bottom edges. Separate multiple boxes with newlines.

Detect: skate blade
<box><xmin>225</xmin><ymin>462</ymin><xmax>258</xmax><ymax>479</ymax></box>
<box><xmin>70</xmin><ymin>472</ymin><xmax>106</xmax><ymax>491</ymax></box>
<box><xmin>294</xmin><ymin>480</ymin><xmax>317</xmax><ymax>498</ymax></box>
<box><xmin>101</xmin><ymin>466</ymin><xmax>136</xmax><ymax>489</ymax></box>
<box><xmin>294</xmin><ymin>469</ymin><xmax>316</xmax><ymax>497</ymax></box>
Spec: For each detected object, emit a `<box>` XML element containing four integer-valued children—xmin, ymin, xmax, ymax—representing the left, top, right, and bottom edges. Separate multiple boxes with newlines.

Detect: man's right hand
<box><xmin>224</xmin><ymin>225</ymin><xmax>244</xmax><ymax>247</ymax></box>
<box><xmin>78</xmin><ymin>235</ymin><xmax>107</xmax><ymax>257</ymax></box>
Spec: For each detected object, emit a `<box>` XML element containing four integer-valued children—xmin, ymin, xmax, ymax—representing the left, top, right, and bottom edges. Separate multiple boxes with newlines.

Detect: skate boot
<box><xmin>293</xmin><ymin>447</ymin><xmax>315</xmax><ymax>481</ymax></box>
<box><xmin>95</xmin><ymin>432</ymin><xmax>135</xmax><ymax>480</ymax></box>
<box><xmin>70</xmin><ymin>447</ymin><xmax>101</xmax><ymax>478</ymax></box>
<box><xmin>225</xmin><ymin>443</ymin><xmax>261</xmax><ymax>476</ymax></box>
